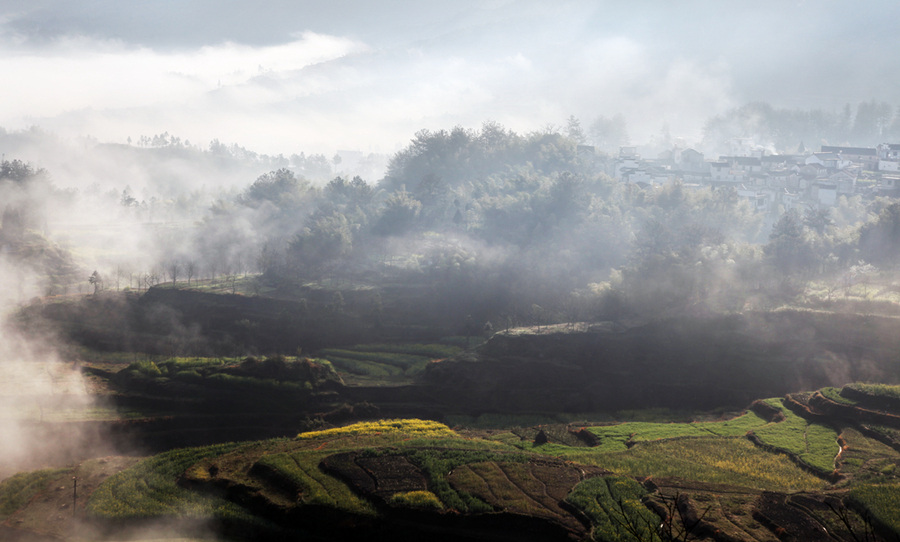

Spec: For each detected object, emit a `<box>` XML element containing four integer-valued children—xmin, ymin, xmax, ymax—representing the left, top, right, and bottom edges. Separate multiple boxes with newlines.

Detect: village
<box><xmin>595</xmin><ymin>140</ymin><xmax>900</xmax><ymax>213</ymax></box>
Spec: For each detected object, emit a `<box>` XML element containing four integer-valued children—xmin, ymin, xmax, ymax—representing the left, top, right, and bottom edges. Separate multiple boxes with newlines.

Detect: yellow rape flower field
<box><xmin>297</xmin><ymin>418</ymin><xmax>457</xmax><ymax>440</ymax></box>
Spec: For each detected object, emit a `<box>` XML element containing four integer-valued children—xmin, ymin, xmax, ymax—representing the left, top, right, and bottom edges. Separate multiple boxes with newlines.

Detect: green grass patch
<box><xmin>563</xmin><ymin>437</ymin><xmax>827</xmax><ymax>492</ymax></box>
<box><xmin>0</xmin><ymin>468</ymin><xmax>71</xmax><ymax>519</ymax></box>
<box><xmin>845</xmin><ymin>383</ymin><xmax>900</xmax><ymax>402</ymax></box>
<box><xmin>581</xmin><ymin>411</ymin><xmax>771</xmax><ymax>453</ymax></box>
<box><xmin>820</xmin><ymin>387</ymin><xmax>857</xmax><ymax>405</ymax></box>
<box><xmin>565</xmin><ymin>476</ymin><xmax>658</xmax><ymax>542</ymax></box>
<box><xmin>752</xmin><ymin>399</ymin><xmax>839</xmax><ymax>472</ymax></box>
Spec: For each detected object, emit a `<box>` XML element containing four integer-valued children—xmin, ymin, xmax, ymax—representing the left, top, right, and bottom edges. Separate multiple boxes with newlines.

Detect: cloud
<box><xmin>0</xmin><ymin>32</ymin><xmax>369</xmax><ymax>121</ymax></box>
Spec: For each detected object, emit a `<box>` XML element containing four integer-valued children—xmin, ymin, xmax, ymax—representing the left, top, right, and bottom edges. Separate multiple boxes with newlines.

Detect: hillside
<box><xmin>5</xmin><ymin>386</ymin><xmax>900</xmax><ymax>541</ymax></box>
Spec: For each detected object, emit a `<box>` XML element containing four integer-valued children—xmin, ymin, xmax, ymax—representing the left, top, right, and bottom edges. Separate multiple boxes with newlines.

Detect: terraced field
<box><xmin>6</xmin><ymin>383</ymin><xmax>900</xmax><ymax>541</ymax></box>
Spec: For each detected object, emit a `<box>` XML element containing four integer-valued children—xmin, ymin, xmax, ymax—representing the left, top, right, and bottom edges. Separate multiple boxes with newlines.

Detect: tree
<box><xmin>168</xmin><ymin>260</ymin><xmax>180</xmax><ymax>284</ymax></box>
<box><xmin>588</xmin><ymin>114</ymin><xmax>630</xmax><ymax>151</ymax></box>
<box><xmin>329</xmin><ymin>291</ymin><xmax>346</xmax><ymax>315</ymax></box>
<box><xmin>185</xmin><ymin>260</ymin><xmax>198</xmax><ymax>286</ymax></box>
<box><xmin>765</xmin><ymin>210</ymin><xmax>817</xmax><ymax>282</ymax></box>
<box><xmin>803</xmin><ymin>208</ymin><xmax>834</xmax><ymax>237</ymax></box>
<box><xmin>565</xmin><ymin>115</ymin><xmax>586</xmax><ymax>144</ymax></box>
<box><xmin>372</xmin><ymin>190</ymin><xmax>422</xmax><ymax>236</ymax></box>
<box><xmin>89</xmin><ymin>270</ymin><xmax>103</xmax><ymax>294</ymax></box>
<box><xmin>858</xmin><ymin>203</ymin><xmax>900</xmax><ymax>268</ymax></box>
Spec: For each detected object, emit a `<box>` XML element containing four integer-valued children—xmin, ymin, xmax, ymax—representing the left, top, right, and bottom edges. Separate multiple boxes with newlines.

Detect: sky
<box><xmin>0</xmin><ymin>0</ymin><xmax>898</xmax><ymax>156</ymax></box>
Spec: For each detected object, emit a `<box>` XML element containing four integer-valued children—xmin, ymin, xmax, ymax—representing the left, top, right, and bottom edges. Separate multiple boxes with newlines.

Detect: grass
<box><xmin>565</xmin><ymin>476</ymin><xmax>659</xmax><ymax>542</ymax></box>
<box><xmin>563</xmin><ymin>437</ymin><xmax>827</xmax><ymax>492</ymax></box>
<box><xmin>0</xmin><ymin>468</ymin><xmax>71</xmax><ymax>519</ymax></box>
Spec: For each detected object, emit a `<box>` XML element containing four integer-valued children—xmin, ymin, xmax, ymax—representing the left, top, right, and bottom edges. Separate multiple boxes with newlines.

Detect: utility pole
<box><xmin>73</xmin><ymin>477</ymin><xmax>77</xmax><ymax>517</ymax></box>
